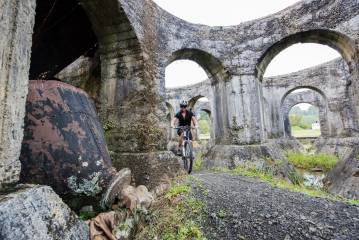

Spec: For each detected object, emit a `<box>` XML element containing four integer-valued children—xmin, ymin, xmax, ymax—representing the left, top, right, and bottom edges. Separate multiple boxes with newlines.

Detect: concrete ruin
<box><xmin>1</xmin><ymin>0</ymin><xmax>359</xmax><ymax>238</ymax></box>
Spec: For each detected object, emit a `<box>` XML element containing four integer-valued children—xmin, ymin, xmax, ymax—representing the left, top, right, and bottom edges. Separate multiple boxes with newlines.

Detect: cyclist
<box><xmin>171</xmin><ymin>100</ymin><xmax>198</xmax><ymax>156</ymax></box>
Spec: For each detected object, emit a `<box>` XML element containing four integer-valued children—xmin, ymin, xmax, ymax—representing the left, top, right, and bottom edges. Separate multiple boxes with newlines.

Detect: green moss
<box><xmin>287</xmin><ymin>152</ymin><xmax>338</xmax><ymax>171</ymax></box>
<box><xmin>78</xmin><ymin>211</ymin><xmax>97</xmax><ymax>221</ymax></box>
<box><xmin>213</xmin><ymin>166</ymin><xmax>358</xmax><ymax>205</ymax></box>
<box><xmin>103</xmin><ymin>120</ymin><xmax>117</xmax><ymax>133</ymax></box>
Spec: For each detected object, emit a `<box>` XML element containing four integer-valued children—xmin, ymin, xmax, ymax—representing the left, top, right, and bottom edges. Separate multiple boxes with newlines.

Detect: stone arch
<box><xmin>167</xmin><ymin>48</ymin><xmax>229</xmax><ymax>85</ymax></box>
<box><xmin>191</xmin><ymin>97</ymin><xmax>213</xmax><ymax>141</ymax></box>
<box><xmin>30</xmin><ymin>0</ymin><xmax>100</xmax><ymax>79</ymax></box>
<box><xmin>199</xmin><ymin>109</ymin><xmax>212</xmax><ymax>118</ymax></box>
<box><xmin>81</xmin><ymin>0</ymin><xmax>146</xmax><ymax>110</ymax></box>
<box><xmin>280</xmin><ymin>86</ymin><xmax>327</xmax><ymax>106</ymax></box>
<box><xmin>281</xmin><ymin>87</ymin><xmax>328</xmax><ymax>138</ymax></box>
<box><xmin>30</xmin><ymin>0</ymin><xmax>144</xmax><ymax>106</ymax></box>
<box><xmin>188</xmin><ymin>95</ymin><xmax>205</xmax><ymax>109</ymax></box>
<box><xmin>256</xmin><ymin>29</ymin><xmax>358</xmax><ymax>80</ymax></box>
<box><xmin>165</xmin><ymin>49</ymin><xmax>226</xmax><ymax>143</ymax></box>
<box><xmin>197</xmin><ymin>108</ymin><xmax>213</xmax><ymax>141</ymax></box>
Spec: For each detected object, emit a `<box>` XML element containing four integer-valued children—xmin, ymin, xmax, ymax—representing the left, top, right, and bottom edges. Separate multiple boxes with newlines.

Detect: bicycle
<box><xmin>174</xmin><ymin>126</ymin><xmax>195</xmax><ymax>174</ymax></box>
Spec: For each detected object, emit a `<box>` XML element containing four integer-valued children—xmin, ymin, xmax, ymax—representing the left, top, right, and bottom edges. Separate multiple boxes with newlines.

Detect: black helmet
<box><xmin>180</xmin><ymin>100</ymin><xmax>188</xmax><ymax>108</ymax></box>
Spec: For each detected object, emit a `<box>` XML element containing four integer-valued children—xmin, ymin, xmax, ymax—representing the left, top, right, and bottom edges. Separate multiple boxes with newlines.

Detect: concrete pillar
<box><xmin>0</xmin><ymin>0</ymin><xmax>36</xmax><ymax>189</ymax></box>
<box><xmin>97</xmin><ymin>37</ymin><xmax>180</xmax><ymax>189</ymax></box>
<box><xmin>223</xmin><ymin>75</ymin><xmax>264</xmax><ymax>144</ymax></box>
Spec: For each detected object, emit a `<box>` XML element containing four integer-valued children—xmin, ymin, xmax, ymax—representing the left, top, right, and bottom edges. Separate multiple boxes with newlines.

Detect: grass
<box><xmin>135</xmin><ymin>180</ymin><xmax>206</xmax><ymax>240</ymax></box>
<box><xmin>287</xmin><ymin>152</ymin><xmax>338</xmax><ymax>171</ymax></box>
<box><xmin>213</xmin><ymin>166</ymin><xmax>359</xmax><ymax>205</ymax></box>
<box><xmin>193</xmin><ymin>153</ymin><xmax>204</xmax><ymax>172</ymax></box>
<box><xmin>291</xmin><ymin>126</ymin><xmax>321</xmax><ymax>138</ymax></box>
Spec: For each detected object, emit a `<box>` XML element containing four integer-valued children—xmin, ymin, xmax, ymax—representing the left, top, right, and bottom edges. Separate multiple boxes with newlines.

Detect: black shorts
<box><xmin>177</xmin><ymin>128</ymin><xmax>193</xmax><ymax>140</ymax></box>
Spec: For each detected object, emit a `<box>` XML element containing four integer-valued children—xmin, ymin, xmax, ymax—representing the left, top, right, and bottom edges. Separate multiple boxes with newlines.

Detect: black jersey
<box><xmin>175</xmin><ymin>110</ymin><xmax>194</xmax><ymax>126</ymax></box>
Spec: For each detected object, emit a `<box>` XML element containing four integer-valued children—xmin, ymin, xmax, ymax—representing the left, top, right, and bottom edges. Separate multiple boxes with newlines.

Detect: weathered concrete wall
<box><xmin>0</xmin><ymin>0</ymin><xmax>36</xmax><ymax>189</ymax></box>
<box><xmin>5</xmin><ymin>0</ymin><xmax>358</xmax><ymax>192</ymax></box>
<box><xmin>56</xmin><ymin>53</ymin><xmax>101</xmax><ymax>109</ymax></box>
<box><xmin>263</xmin><ymin>58</ymin><xmax>356</xmax><ymax>139</ymax></box>
<box><xmin>54</xmin><ymin>0</ymin><xmax>359</xmax><ymax>148</ymax></box>
<box><xmin>166</xmin><ymin>80</ymin><xmax>214</xmax><ymax>141</ymax></box>
<box><xmin>166</xmin><ymin>79</ymin><xmax>213</xmax><ymax>111</ymax></box>
<box><xmin>144</xmin><ymin>0</ymin><xmax>359</xmax><ymax>145</ymax></box>
<box><xmin>165</xmin><ymin>59</ymin><xmax>354</xmax><ymax>141</ymax></box>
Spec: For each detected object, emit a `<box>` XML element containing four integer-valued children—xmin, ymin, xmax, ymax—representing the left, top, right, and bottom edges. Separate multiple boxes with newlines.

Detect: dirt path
<box><xmin>191</xmin><ymin>172</ymin><xmax>359</xmax><ymax>240</ymax></box>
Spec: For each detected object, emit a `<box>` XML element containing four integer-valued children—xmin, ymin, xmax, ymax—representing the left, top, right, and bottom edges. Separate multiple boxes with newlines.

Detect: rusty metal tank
<box><xmin>20</xmin><ymin>80</ymin><xmax>118</xmax><ymax>210</ymax></box>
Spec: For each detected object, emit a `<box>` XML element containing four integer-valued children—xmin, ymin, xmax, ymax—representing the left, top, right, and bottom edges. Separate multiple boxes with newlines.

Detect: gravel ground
<box><xmin>190</xmin><ymin>172</ymin><xmax>359</xmax><ymax>240</ymax></box>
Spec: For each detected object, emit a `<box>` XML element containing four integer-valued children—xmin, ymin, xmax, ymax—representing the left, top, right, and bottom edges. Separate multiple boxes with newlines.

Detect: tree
<box><xmin>289</xmin><ymin>114</ymin><xmax>302</xmax><ymax>127</ymax></box>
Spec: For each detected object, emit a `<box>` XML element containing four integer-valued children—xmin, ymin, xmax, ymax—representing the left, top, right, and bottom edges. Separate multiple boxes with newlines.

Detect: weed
<box><xmin>217</xmin><ymin>209</ymin><xmax>226</xmax><ymax>219</ymax></box>
<box><xmin>165</xmin><ymin>184</ymin><xmax>190</xmax><ymax>199</ymax></box>
<box><xmin>213</xmin><ymin>166</ymin><xmax>359</xmax><ymax>206</ymax></box>
<box><xmin>135</xmin><ymin>180</ymin><xmax>206</xmax><ymax>240</ymax></box>
<box><xmin>193</xmin><ymin>155</ymin><xmax>203</xmax><ymax>172</ymax></box>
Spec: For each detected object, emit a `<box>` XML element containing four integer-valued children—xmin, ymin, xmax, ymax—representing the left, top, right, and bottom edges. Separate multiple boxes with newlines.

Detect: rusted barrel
<box><xmin>20</xmin><ymin>80</ymin><xmax>120</xmax><ymax>210</ymax></box>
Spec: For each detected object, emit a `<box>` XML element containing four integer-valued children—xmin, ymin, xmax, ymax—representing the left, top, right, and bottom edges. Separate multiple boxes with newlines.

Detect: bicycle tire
<box><xmin>184</xmin><ymin>141</ymin><xmax>194</xmax><ymax>174</ymax></box>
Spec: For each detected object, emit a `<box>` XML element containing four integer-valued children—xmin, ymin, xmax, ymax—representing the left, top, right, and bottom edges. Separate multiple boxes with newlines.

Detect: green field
<box><xmin>291</xmin><ymin>126</ymin><xmax>321</xmax><ymax>138</ymax></box>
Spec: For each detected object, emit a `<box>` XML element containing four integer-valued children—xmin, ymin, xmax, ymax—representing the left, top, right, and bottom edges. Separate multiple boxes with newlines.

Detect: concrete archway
<box><xmin>167</xmin><ymin>48</ymin><xmax>229</xmax><ymax>85</ymax></box>
<box><xmin>30</xmin><ymin>0</ymin><xmax>98</xmax><ymax>80</ymax></box>
<box><xmin>166</xmin><ymin>48</ymin><xmax>228</xmax><ymax>144</ymax></box>
<box><xmin>259</xmin><ymin>30</ymin><xmax>359</xmax><ymax>139</ymax></box>
<box><xmin>188</xmin><ymin>95</ymin><xmax>205</xmax><ymax>109</ymax></box>
<box><xmin>281</xmin><ymin>88</ymin><xmax>327</xmax><ymax>138</ymax></box>
<box><xmin>256</xmin><ymin>29</ymin><xmax>358</xmax><ymax>80</ymax></box>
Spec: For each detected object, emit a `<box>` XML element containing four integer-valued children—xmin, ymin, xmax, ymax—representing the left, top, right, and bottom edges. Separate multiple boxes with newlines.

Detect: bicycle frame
<box><xmin>174</xmin><ymin>126</ymin><xmax>194</xmax><ymax>173</ymax></box>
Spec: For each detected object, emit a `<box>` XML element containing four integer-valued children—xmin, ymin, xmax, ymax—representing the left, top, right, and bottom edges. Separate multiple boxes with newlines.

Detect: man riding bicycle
<box><xmin>171</xmin><ymin>100</ymin><xmax>198</xmax><ymax>156</ymax></box>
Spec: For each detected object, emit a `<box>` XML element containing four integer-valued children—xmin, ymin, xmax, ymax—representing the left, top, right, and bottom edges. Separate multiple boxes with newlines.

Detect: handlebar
<box><xmin>172</xmin><ymin>126</ymin><xmax>197</xmax><ymax>130</ymax></box>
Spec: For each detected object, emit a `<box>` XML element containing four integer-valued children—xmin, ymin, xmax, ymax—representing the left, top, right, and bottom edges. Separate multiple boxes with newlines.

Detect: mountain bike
<box><xmin>174</xmin><ymin>126</ymin><xmax>195</xmax><ymax>174</ymax></box>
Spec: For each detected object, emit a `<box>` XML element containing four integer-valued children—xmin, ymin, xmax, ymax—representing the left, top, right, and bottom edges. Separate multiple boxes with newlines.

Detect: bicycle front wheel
<box><xmin>184</xmin><ymin>142</ymin><xmax>194</xmax><ymax>174</ymax></box>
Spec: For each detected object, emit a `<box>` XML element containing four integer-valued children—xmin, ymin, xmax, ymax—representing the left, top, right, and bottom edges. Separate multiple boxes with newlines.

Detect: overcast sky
<box><xmin>154</xmin><ymin>0</ymin><xmax>342</xmax><ymax>89</ymax></box>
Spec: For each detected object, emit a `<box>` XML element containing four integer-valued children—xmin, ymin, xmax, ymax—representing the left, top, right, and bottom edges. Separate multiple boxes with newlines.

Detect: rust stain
<box><xmin>20</xmin><ymin>80</ymin><xmax>115</xmax><ymax>202</ymax></box>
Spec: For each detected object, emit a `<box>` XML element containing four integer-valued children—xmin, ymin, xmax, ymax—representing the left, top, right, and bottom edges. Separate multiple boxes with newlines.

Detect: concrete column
<box><xmin>224</xmin><ymin>75</ymin><xmax>264</xmax><ymax>144</ymax></box>
<box><xmin>262</xmin><ymin>87</ymin><xmax>284</xmax><ymax>139</ymax></box>
<box><xmin>212</xmin><ymin>80</ymin><xmax>230</xmax><ymax>144</ymax></box>
<box><xmin>0</xmin><ymin>0</ymin><xmax>36</xmax><ymax>189</ymax></box>
<box><xmin>97</xmin><ymin>34</ymin><xmax>180</xmax><ymax>189</ymax></box>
